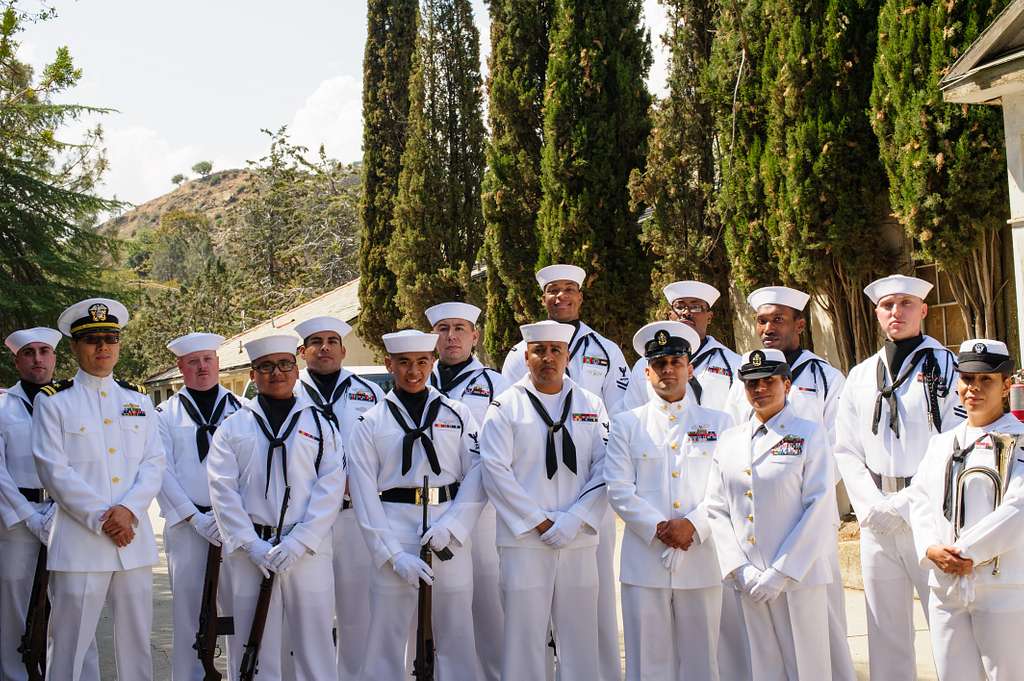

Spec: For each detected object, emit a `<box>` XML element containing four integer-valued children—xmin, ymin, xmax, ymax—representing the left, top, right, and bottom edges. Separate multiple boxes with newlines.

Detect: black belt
<box><xmin>342</xmin><ymin>498</ymin><xmax>352</xmax><ymax>511</ymax></box>
<box><xmin>195</xmin><ymin>504</ymin><xmax>212</xmax><ymax>514</ymax></box>
<box><xmin>380</xmin><ymin>483</ymin><xmax>459</xmax><ymax>505</ymax></box>
<box><xmin>869</xmin><ymin>471</ymin><xmax>913</xmax><ymax>493</ymax></box>
<box><xmin>18</xmin><ymin>488</ymin><xmax>43</xmax><ymax>503</ymax></box>
<box><xmin>253</xmin><ymin>522</ymin><xmax>277</xmax><ymax>541</ymax></box>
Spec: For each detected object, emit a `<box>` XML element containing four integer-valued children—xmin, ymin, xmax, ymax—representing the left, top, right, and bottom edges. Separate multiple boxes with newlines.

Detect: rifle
<box><xmin>193</xmin><ymin>542</ymin><xmax>234</xmax><ymax>681</ymax></box>
<box><xmin>412</xmin><ymin>476</ymin><xmax>435</xmax><ymax>680</ymax></box>
<box><xmin>239</xmin><ymin>486</ymin><xmax>290</xmax><ymax>681</ymax></box>
<box><xmin>18</xmin><ymin>544</ymin><xmax>49</xmax><ymax>681</ymax></box>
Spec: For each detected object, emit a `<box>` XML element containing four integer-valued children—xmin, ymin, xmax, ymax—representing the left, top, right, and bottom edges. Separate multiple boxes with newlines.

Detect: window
<box><xmin>916</xmin><ymin>263</ymin><xmax>968</xmax><ymax>352</ymax></box>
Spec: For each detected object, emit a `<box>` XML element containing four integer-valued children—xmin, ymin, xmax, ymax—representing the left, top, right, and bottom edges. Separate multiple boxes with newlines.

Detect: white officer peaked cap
<box><xmin>425</xmin><ymin>302</ymin><xmax>481</xmax><ymax>327</ymax></box>
<box><xmin>747</xmin><ymin>286</ymin><xmax>810</xmax><ymax>312</ymax></box>
<box><xmin>863</xmin><ymin>274</ymin><xmax>933</xmax><ymax>304</ymax></box>
<box><xmin>536</xmin><ymin>264</ymin><xmax>586</xmax><ymax>290</ymax></box>
<box><xmin>57</xmin><ymin>297</ymin><xmax>130</xmax><ymax>337</ymax></box>
<box><xmin>167</xmin><ymin>332</ymin><xmax>224</xmax><ymax>357</ymax></box>
<box><xmin>738</xmin><ymin>348</ymin><xmax>791</xmax><ymax>381</ymax></box>
<box><xmin>244</xmin><ymin>334</ymin><xmax>299</xmax><ymax>362</ymax></box>
<box><xmin>4</xmin><ymin>327</ymin><xmax>62</xmax><ymax>354</ymax></box>
<box><xmin>520</xmin><ymin>320</ymin><xmax>575</xmax><ymax>344</ymax></box>
<box><xmin>382</xmin><ymin>329</ymin><xmax>439</xmax><ymax>354</ymax></box>
<box><xmin>632</xmin><ymin>321</ymin><xmax>700</xmax><ymax>359</ymax></box>
<box><xmin>662</xmin><ymin>281</ymin><xmax>721</xmax><ymax>307</ymax></box>
<box><xmin>957</xmin><ymin>338</ymin><xmax>1014</xmax><ymax>374</ymax></box>
<box><xmin>294</xmin><ymin>316</ymin><xmax>352</xmax><ymax>342</ymax></box>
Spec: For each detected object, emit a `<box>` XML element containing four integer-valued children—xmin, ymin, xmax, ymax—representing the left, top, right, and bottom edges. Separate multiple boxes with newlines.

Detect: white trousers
<box><xmin>740</xmin><ymin>584</ymin><xmax>830</xmax><ymax>681</ymax></box>
<box><xmin>597</xmin><ymin>511</ymin><xmax>623</xmax><ymax>681</ymax></box>
<box><xmin>621</xmin><ymin>583</ymin><xmax>722</xmax><ymax>681</ymax></box>
<box><xmin>224</xmin><ymin>545</ymin><xmax>334</xmax><ymax>681</ymax></box>
<box><xmin>165</xmin><ymin>520</ymin><xmax>233</xmax><ymax>681</ymax></box>
<box><xmin>825</xmin><ymin>546</ymin><xmax>857</xmax><ymax>681</ymax></box>
<box><xmin>928</xmin><ymin>584</ymin><xmax>1024</xmax><ymax>681</ymax></box>
<box><xmin>332</xmin><ymin>507</ymin><xmax>372</xmax><ymax>681</ymax></box>
<box><xmin>0</xmin><ymin>522</ymin><xmax>99</xmax><ymax>681</ymax></box>
<box><xmin>471</xmin><ymin>504</ymin><xmax>503</xmax><ymax>681</ymax></box>
<box><xmin>499</xmin><ymin>545</ymin><xmax>599</xmax><ymax>681</ymax></box>
<box><xmin>718</xmin><ymin>586</ymin><xmax>750</xmax><ymax>680</ymax></box>
<box><xmin>861</xmin><ymin>525</ymin><xmax>930</xmax><ymax>681</ymax></box>
<box><xmin>48</xmin><ymin>566</ymin><xmax>153</xmax><ymax>681</ymax></box>
<box><xmin>356</xmin><ymin>540</ymin><xmax>482</xmax><ymax>681</ymax></box>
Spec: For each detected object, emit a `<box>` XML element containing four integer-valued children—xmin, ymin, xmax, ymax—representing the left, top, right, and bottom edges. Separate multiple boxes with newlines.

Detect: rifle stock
<box><xmin>412</xmin><ymin>475</ymin><xmax>435</xmax><ymax>680</ymax></box>
<box><xmin>18</xmin><ymin>544</ymin><xmax>48</xmax><ymax>681</ymax></box>
<box><xmin>194</xmin><ymin>543</ymin><xmax>231</xmax><ymax>681</ymax></box>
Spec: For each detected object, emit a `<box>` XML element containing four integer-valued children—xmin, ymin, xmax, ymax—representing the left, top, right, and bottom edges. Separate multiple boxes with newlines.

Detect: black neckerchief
<box><xmin>385</xmin><ymin>393</ymin><xmax>443</xmax><ymax>475</ymax></box>
<box><xmin>258</xmin><ymin>395</ymin><xmax>297</xmax><ymax>435</ymax></box>
<box><xmin>179</xmin><ymin>388</ymin><xmax>236</xmax><ymax>462</ymax></box>
<box><xmin>884</xmin><ymin>335</ymin><xmax>925</xmax><ymax>377</ymax></box>
<box><xmin>253</xmin><ymin>395</ymin><xmax>301</xmax><ymax>497</ymax></box>
<box><xmin>524</xmin><ymin>388</ymin><xmax>577</xmax><ymax>479</ymax></box>
<box><xmin>872</xmin><ymin>346</ymin><xmax>939</xmax><ymax>437</ymax></box>
<box><xmin>185</xmin><ymin>385</ymin><xmax>220</xmax><ymax>422</ymax></box>
<box><xmin>17</xmin><ymin>380</ymin><xmax>48</xmax><ymax>414</ymax></box>
<box><xmin>395</xmin><ymin>387</ymin><xmax>429</xmax><ymax>425</ymax></box>
<box><xmin>436</xmin><ymin>357</ymin><xmax>474</xmax><ymax>394</ymax></box>
<box><xmin>310</xmin><ymin>369</ymin><xmax>341</xmax><ymax>402</ymax></box>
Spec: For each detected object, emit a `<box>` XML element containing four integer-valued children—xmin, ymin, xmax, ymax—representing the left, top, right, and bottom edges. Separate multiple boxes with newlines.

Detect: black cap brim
<box><xmin>958</xmin><ymin>358</ymin><xmax>1015</xmax><ymax>374</ymax></box>
<box><xmin>738</xmin><ymin>364</ymin><xmax>791</xmax><ymax>382</ymax></box>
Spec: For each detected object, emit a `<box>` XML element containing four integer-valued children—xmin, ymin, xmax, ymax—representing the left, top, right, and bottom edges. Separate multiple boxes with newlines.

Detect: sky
<box><xmin>20</xmin><ymin>1</ymin><xmax>670</xmax><ymax>206</ymax></box>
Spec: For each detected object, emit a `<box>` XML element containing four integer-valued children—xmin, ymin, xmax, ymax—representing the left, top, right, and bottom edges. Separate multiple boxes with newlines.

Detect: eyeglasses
<box><xmin>671</xmin><ymin>303</ymin><xmax>709</xmax><ymax>314</ymax></box>
<box><xmin>253</xmin><ymin>359</ymin><xmax>297</xmax><ymax>375</ymax></box>
<box><xmin>78</xmin><ymin>334</ymin><xmax>121</xmax><ymax>346</ymax></box>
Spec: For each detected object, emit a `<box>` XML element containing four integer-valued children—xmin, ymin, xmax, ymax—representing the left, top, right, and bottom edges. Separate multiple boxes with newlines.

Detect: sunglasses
<box><xmin>77</xmin><ymin>334</ymin><xmax>121</xmax><ymax>346</ymax></box>
<box><xmin>253</xmin><ymin>359</ymin><xmax>297</xmax><ymax>375</ymax></box>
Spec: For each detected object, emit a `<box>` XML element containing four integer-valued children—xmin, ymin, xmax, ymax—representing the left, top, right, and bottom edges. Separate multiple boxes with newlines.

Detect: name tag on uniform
<box><xmin>581</xmin><ymin>355</ymin><xmax>608</xmax><ymax>367</ymax></box>
<box><xmin>687</xmin><ymin>426</ymin><xmax>718</xmax><ymax>442</ymax></box>
<box><xmin>771</xmin><ymin>435</ymin><xmax>804</xmax><ymax>456</ymax></box>
<box><xmin>572</xmin><ymin>413</ymin><xmax>599</xmax><ymax>423</ymax></box>
<box><xmin>434</xmin><ymin>421</ymin><xmax>461</xmax><ymax>430</ymax></box>
<box><xmin>348</xmin><ymin>391</ymin><xmax>376</xmax><ymax>402</ymax></box>
<box><xmin>706</xmin><ymin>366</ymin><xmax>732</xmax><ymax>377</ymax></box>
<box><xmin>121</xmin><ymin>403</ymin><xmax>146</xmax><ymax>417</ymax></box>
<box><xmin>466</xmin><ymin>385</ymin><xmax>491</xmax><ymax>398</ymax></box>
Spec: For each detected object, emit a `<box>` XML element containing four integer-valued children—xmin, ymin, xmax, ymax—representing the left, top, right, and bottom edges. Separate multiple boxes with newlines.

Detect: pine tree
<box><xmin>871</xmin><ymin>0</ymin><xmax>1010</xmax><ymax>338</ymax></box>
<box><xmin>537</xmin><ymin>0</ymin><xmax>653</xmax><ymax>349</ymax></box>
<box><xmin>388</xmin><ymin>0</ymin><xmax>486</xmax><ymax>328</ymax></box>
<box><xmin>480</xmin><ymin>0</ymin><xmax>555</xmax><ymax>359</ymax></box>
<box><xmin>358</xmin><ymin>0</ymin><xmax>417</xmax><ymax>352</ymax></box>
<box><xmin>628</xmin><ymin>0</ymin><xmax>735</xmax><ymax>346</ymax></box>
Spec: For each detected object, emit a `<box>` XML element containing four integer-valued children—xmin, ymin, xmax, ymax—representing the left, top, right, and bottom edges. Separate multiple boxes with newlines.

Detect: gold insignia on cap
<box><xmin>655</xmin><ymin>330</ymin><xmax>669</xmax><ymax>346</ymax></box>
<box><xmin>751</xmin><ymin>350</ymin><xmax>764</xmax><ymax>367</ymax></box>
<box><xmin>973</xmin><ymin>342</ymin><xmax>986</xmax><ymax>354</ymax></box>
<box><xmin>88</xmin><ymin>303</ymin><xmax>109</xmax><ymax>322</ymax></box>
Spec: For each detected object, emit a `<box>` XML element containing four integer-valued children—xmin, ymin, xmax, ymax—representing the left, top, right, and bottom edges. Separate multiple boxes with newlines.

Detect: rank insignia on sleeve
<box><xmin>687</xmin><ymin>426</ymin><xmax>718</xmax><ymax>442</ymax></box>
<box><xmin>572</xmin><ymin>413</ymin><xmax>599</xmax><ymax>423</ymax></box>
<box><xmin>121</xmin><ymin>403</ymin><xmax>146</xmax><ymax>417</ymax></box>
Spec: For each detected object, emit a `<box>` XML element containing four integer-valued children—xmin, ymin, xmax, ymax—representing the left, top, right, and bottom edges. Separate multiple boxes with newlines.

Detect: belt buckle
<box><xmin>881</xmin><ymin>476</ymin><xmax>903</xmax><ymax>495</ymax></box>
<box><xmin>415</xmin><ymin>487</ymin><xmax>440</xmax><ymax>505</ymax></box>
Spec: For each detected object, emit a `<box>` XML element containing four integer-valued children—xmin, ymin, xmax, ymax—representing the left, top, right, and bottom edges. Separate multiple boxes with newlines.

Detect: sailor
<box><xmin>155</xmin><ymin>332</ymin><xmax>241</xmax><ymax>681</ymax></box>
<box><xmin>348</xmin><ymin>329</ymin><xmax>486</xmax><ymax>681</ymax></box>
<box><xmin>835</xmin><ymin>274</ymin><xmax>962</xmax><ymax>681</ymax></box>
<box><xmin>32</xmin><ymin>298</ymin><xmax>166</xmax><ymax>681</ymax></box>
<box><xmin>425</xmin><ymin>302</ymin><xmax>510</xmax><ymax>681</ymax></box>
<box><xmin>906</xmin><ymin>339</ymin><xmax>1024</xmax><ymax>681</ymax></box>
<box><xmin>622</xmin><ymin>281</ymin><xmax>740</xmax><ymax>412</ymax></box>
<box><xmin>292</xmin><ymin>315</ymin><xmax>384</xmax><ymax>681</ymax></box>
<box><xmin>500</xmin><ymin>264</ymin><xmax>626</xmax><ymax>681</ymax></box>
<box><xmin>206</xmin><ymin>333</ymin><xmax>345</xmax><ymax>681</ymax></box>
<box><xmin>482</xmin><ymin>320</ymin><xmax>610</xmax><ymax>681</ymax></box>
<box><xmin>606</xmin><ymin>321</ymin><xmax>732</xmax><ymax>681</ymax></box>
<box><xmin>706</xmin><ymin>349</ymin><xmax>836</xmax><ymax>681</ymax></box>
<box><xmin>721</xmin><ymin>285</ymin><xmax>854</xmax><ymax>681</ymax></box>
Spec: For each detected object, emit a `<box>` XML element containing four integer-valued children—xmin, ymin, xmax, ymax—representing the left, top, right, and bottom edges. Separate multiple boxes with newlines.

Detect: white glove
<box><xmin>957</xmin><ymin>572</ymin><xmax>977</xmax><ymax>606</ymax></box>
<box><xmin>733</xmin><ymin>564</ymin><xmax>762</xmax><ymax>593</ymax></box>
<box><xmin>420</xmin><ymin>523</ymin><xmax>454</xmax><ymax>553</ymax></box>
<box><xmin>661</xmin><ymin>547</ymin><xmax>684</xmax><ymax>572</ymax></box>
<box><xmin>540</xmin><ymin>512</ymin><xmax>584</xmax><ymax>549</ymax></box>
<box><xmin>267</xmin><ymin>536</ymin><xmax>306</xmax><ymax>574</ymax></box>
<box><xmin>246</xmin><ymin>539</ymin><xmax>274</xmax><ymax>579</ymax></box>
<box><xmin>188</xmin><ymin>512</ymin><xmax>222</xmax><ymax>546</ymax></box>
<box><xmin>391</xmin><ymin>552</ymin><xmax>434</xmax><ymax>587</ymax></box>
<box><xmin>863</xmin><ymin>498</ymin><xmax>906</xmax><ymax>536</ymax></box>
<box><xmin>41</xmin><ymin>504</ymin><xmax>56</xmax><ymax>538</ymax></box>
<box><xmin>24</xmin><ymin>512</ymin><xmax>48</xmax><ymax>544</ymax></box>
<box><xmin>749</xmin><ymin>567</ymin><xmax>790</xmax><ymax>603</ymax></box>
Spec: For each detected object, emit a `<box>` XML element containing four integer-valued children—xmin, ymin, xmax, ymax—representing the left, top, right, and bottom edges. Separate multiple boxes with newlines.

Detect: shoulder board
<box><xmin>40</xmin><ymin>378</ymin><xmax>74</xmax><ymax>396</ymax></box>
<box><xmin>116</xmin><ymin>379</ymin><xmax>147</xmax><ymax>395</ymax></box>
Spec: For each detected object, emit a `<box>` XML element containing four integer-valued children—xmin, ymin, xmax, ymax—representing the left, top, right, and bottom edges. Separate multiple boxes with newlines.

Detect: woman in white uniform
<box><xmin>908</xmin><ymin>339</ymin><xmax>1024</xmax><ymax>681</ymax></box>
<box><xmin>706</xmin><ymin>349</ymin><xmax>836</xmax><ymax>681</ymax></box>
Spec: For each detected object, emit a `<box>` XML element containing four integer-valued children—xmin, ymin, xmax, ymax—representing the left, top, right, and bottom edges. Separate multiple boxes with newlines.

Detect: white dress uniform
<box><xmin>295</xmin><ymin>366</ymin><xmax>383</xmax><ymax>681</ymax></box>
<box><xmin>706</xmin><ymin>406</ymin><xmax>836</xmax><ymax>681</ymax></box>
<box><xmin>606</xmin><ymin>391</ymin><xmax>732</xmax><ymax>681</ymax></box>
<box><xmin>835</xmin><ymin>335</ymin><xmax>960</xmax><ymax>681</ymax></box>
<box><xmin>907</xmin><ymin>413</ymin><xmax>1024</xmax><ymax>681</ymax></box>
<box><xmin>430</xmin><ymin>356</ymin><xmax>510</xmax><ymax>681</ymax></box>
<box><xmin>32</xmin><ymin>370</ymin><xmax>166</xmax><ymax>681</ymax></box>
<box><xmin>155</xmin><ymin>384</ymin><xmax>241</xmax><ymax>681</ymax></box>
<box><xmin>481</xmin><ymin>373</ymin><xmax>610</xmax><ymax>681</ymax></box>
<box><xmin>623</xmin><ymin>335</ymin><xmax>740</xmax><ymax>412</ymax></box>
<box><xmin>348</xmin><ymin>386</ymin><xmax>486</xmax><ymax>681</ymax></box>
<box><xmin>207</xmin><ymin>391</ymin><xmax>345</xmax><ymax>681</ymax></box>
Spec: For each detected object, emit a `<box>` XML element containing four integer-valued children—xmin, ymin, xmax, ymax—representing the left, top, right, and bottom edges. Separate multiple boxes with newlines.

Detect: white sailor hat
<box><xmin>57</xmin><ymin>298</ymin><xmax>130</xmax><ymax>338</ymax></box>
<box><xmin>738</xmin><ymin>348</ymin><xmax>791</xmax><ymax>381</ymax></box>
<box><xmin>957</xmin><ymin>339</ymin><xmax>1015</xmax><ymax>374</ymax></box>
<box><xmin>632</xmin><ymin>321</ymin><xmax>700</xmax><ymax>359</ymax></box>
<box><xmin>294</xmin><ymin>316</ymin><xmax>352</xmax><ymax>342</ymax></box>
<box><xmin>425</xmin><ymin>302</ymin><xmax>481</xmax><ymax>327</ymax></box>
<box><xmin>747</xmin><ymin>286</ymin><xmax>810</xmax><ymax>312</ymax></box>
<box><xmin>662</xmin><ymin>281</ymin><xmax>721</xmax><ymax>307</ymax></box>
<box><xmin>244</xmin><ymin>334</ymin><xmax>299</xmax><ymax>362</ymax></box>
<box><xmin>4</xmin><ymin>327</ymin><xmax>62</xmax><ymax>354</ymax></box>
<box><xmin>863</xmin><ymin>274</ymin><xmax>933</xmax><ymax>305</ymax></box>
<box><xmin>166</xmin><ymin>332</ymin><xmax>224</xmax><ymax>358</ymax></box>
<box><xmin>382</xmin><ymin>329</ymin><xmax>439</xmax><ymax>354</ymax></box>
<box><xmin>536</xmin><ymin>264</ymin><xmax>586</xmax><ymax>290</ymax></box>
<box><xmin>520</xmin><ymin>320</ymin><xmax>575</xmax><ymax>344</ymax></box>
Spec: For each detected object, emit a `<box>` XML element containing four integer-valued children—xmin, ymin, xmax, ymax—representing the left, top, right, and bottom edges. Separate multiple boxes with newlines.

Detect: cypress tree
<box><xmin>628</xmin><ymin>0</ymin><xmax>735</xmax><ymax>347</ymax></box>
<box><xmin>358</xmin><ymin>0</ymin><xmax>417</xmax><ymax>352</ymax></box>
<box><xmin>871</xmin><ymin>0</ymin><xmax>1009</xmax><ymax>338</ymax></box>
<box><xmin>537</xmin><ymin>0</ymin><xmax>653</xmax><ymax>348</ymax></box>
<box><xmin>480</xmin><ymin>0</ymin><xmax>555</xmax><ymax>359</ymax></box>
<box><xmin>388</xmin><ymin>0</ymin><xmax>486</xmax><ymax>327</ymax></box>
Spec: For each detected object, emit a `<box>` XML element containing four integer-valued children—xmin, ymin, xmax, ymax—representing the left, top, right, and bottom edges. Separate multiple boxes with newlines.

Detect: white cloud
<box><xmin>288</xmin><ymin>74</ymin><xmax>363</xmax><ymax>164</ymax></box>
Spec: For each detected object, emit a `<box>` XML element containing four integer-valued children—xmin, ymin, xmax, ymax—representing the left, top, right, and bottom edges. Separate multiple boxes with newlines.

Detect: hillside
<box><xmin>99</xmin><ymin>169</ymin><xmax>258</xmax><ymax>240</ymax></box>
